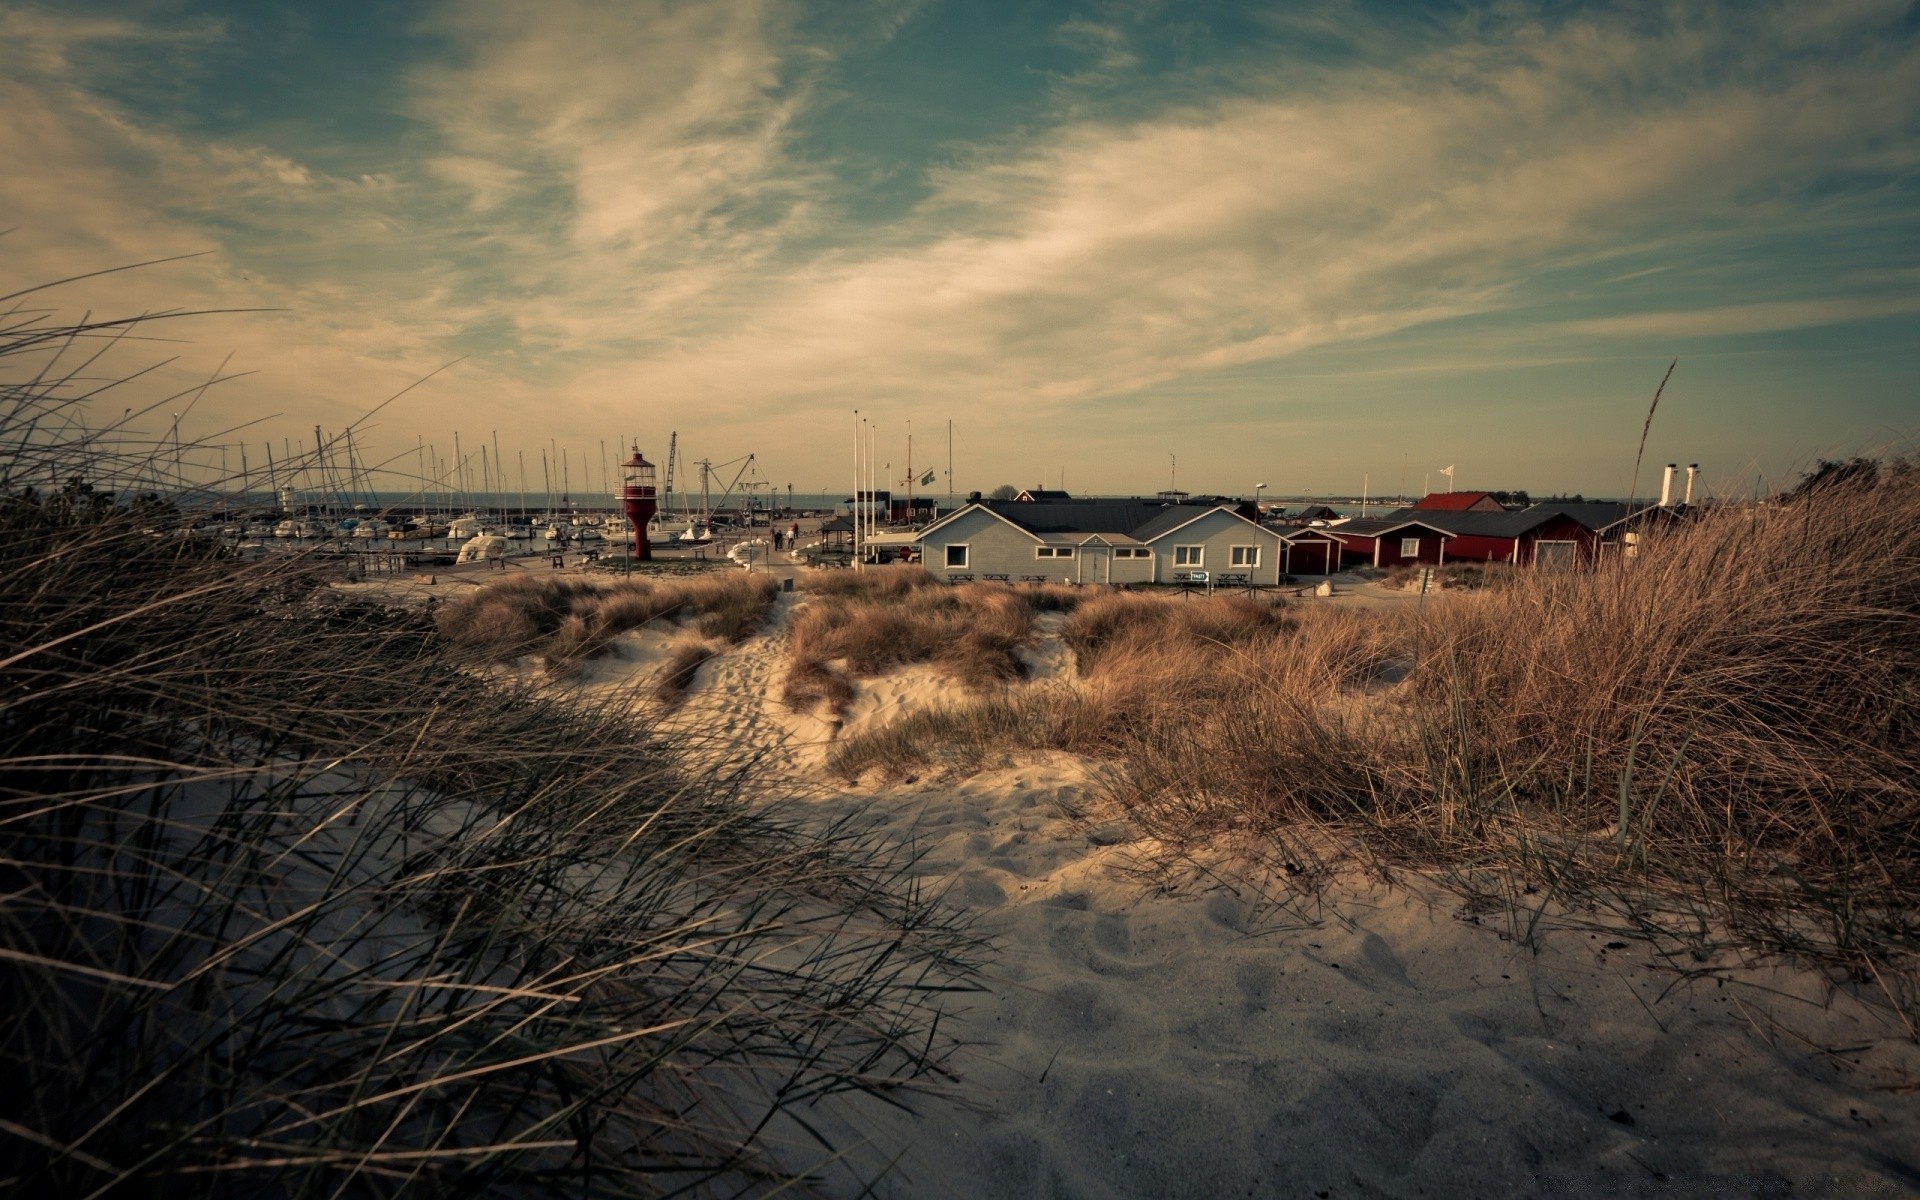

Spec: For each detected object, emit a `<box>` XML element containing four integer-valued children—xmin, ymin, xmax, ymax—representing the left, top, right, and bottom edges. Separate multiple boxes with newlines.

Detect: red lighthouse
<box><xmin>618</xmin><ymin>445</ymin><xmax>659</xmax><ymax>560</ymax></box>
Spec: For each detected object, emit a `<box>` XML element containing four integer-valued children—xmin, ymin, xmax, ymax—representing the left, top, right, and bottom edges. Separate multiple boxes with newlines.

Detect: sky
<box><xmin>3</xmin><ymin>0</ymin><xmax>1917</xmax><ymax>501</ymax></box>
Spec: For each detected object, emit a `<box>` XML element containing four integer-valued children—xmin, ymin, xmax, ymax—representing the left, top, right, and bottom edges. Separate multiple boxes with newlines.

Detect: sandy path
<box><xmin>803</xmin><ymin>759</ymin><xmax>1920</xmax><ymax>1197</ymax></box>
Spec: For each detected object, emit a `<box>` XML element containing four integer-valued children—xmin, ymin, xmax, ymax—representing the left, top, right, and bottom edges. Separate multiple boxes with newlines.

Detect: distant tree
<box><xmin>988</xmin><ymin>484</ymin><xmax>1018</xmax><ymax>500</ymax></box>
<box><xmin>1785</xmin><ymin>457</ymin><xmax>1880</xmax><ymax>501</ymax></box>
<box><xmin>1487</xmin><ymin>489</ymin><xmax>1531</xmax><ymax>509</ymax></box>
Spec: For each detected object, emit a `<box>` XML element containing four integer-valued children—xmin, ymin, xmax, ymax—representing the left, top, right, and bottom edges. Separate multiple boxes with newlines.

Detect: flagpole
<box><xmin>852</xmin><ymin>410</ymin><xmax>861</xmax><ymax>571</ymax></box>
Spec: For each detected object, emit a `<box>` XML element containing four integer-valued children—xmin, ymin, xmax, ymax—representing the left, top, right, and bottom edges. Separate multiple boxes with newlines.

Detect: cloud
<box><xmin>598</xmin><ymin>1</ymin><xmax>1920</xmax><ymax>413</ymax></box>
<box><xmin>1567</xmin><ymin>296</ymin><xmax>1920</xmax><ymax>339</ymax></box>
<box><xmin>2</xmin><ymin>0</ymin><xmax>1916</xmax><ymax>492</ymax></box>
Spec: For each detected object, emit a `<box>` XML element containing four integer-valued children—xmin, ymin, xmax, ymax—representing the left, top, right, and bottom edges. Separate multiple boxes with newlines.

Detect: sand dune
<box><xmin>497</xmin><ymin>581</ymin><xmax>1920</xmax><ymax>1195</ymax></box>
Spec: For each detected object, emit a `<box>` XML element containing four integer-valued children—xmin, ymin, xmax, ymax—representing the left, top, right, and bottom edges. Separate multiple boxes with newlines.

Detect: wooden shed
<box><xmin>1282</xmin><ymin>529</ymin><xmax>1341</xmax><ymax>576</ymax></box>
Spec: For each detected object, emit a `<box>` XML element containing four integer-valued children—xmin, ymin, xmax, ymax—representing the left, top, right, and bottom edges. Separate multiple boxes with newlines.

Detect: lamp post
<box><xmin>1254</xmin><ymin>482</ymin><xmax>1267</xmax><ymax>518</ymax></box>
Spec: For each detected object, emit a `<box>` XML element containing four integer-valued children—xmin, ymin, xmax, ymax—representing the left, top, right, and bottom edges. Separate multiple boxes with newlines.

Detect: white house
<box><xmin>911</xmin><ymin>499</ymin><xmax>1288</xmax><ymax>586</ymax></box>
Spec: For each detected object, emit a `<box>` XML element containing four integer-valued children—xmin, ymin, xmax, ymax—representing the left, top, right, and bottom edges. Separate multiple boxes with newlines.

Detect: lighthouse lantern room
<box><xmin>617</xmin><ymin>445</ymin><xmax>659</xmax><ymax>560</ymax></box>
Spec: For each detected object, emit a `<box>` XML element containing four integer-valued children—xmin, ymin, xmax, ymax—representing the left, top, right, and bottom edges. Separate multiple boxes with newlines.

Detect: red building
<box><xmin>1281</xmin><ymin>529</ymin><xmax>1341</xmax><ymax>575</ymax></box>
<box><xmin>1410</xmin><ymin>491</ymin><xmax>1506</xmax><ymax>513</ymax></box>
<box><xmin>1335</xmin><ymin>503</ymin><xmax>1645</xmax><ymax>569</ymax></box>
<box><xmin>1335</xmin><ymin>518</ymin><xmax>1454</xmax><ymax>567</ymax></box>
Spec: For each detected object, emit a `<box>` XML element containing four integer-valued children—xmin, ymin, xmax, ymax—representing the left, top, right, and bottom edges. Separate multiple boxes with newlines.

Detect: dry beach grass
<box><xmin>0</xmin><ymin>301</ymin><xmax>980</xmax><ymax>1195</ymax></box>
<box><xmin>435</xmin><ymin>570</ymin><xmax>780</xmax><ymax>672</ymax></box>
<box><xmin>782</xmin><ymin>571</ymin><xmax>1087</xmax><ymax>718</ymax></box>
<box><xmin>827</xmin><ymin>475</ymin><xmax>1920</xmax><ymax>998</ymax></box>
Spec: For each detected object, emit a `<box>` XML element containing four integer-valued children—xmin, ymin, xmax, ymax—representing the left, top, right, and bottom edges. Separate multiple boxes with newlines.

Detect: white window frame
<box><xmin>1229</xmin><ymin>545</ymin><xmax>1260</xmax><ymax>568</ymax></box>
<box><xmin>1399</xmin><ymin>537</ymin><xmax>1421</xmax><ymax>558</ymax></box>
<box><xmin>1034</xmin><ymin>546</ymin><xmax>1076</xmax><ymax>559</ymax></box>
<box><xmin>945</xmin><ymin>543</ymin><xmax>969</xmax><ymax>569</ymax></box>
<box><xmin>1173</xmin><ymin>545</ymin><xmax>1204</xmax><ymax>567</ymax></box>
<box><xmin>1114</xmin><ymin>546</ymin><xmax>1148</xmax><ymax>559</ymax></box>
<box><xmin>1534</xmin><ymin>539</ymin><xmax>1577</xmax><ymax>569</ymax></box>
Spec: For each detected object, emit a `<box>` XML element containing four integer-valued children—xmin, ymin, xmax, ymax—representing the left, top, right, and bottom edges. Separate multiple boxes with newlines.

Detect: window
<box><xmin>1229</xmin><ymin>545</ymin><xmax>1260</xmax><ymax>568</ymax></box>
<box><xmin>1173</xmin><ymin>545</ymin><xmax>1203</xmax><ymax>567</ymax></box>
<box><xmin>1035</xmin><ymin>546</ymin><xmax>1076</xmax><ymax>559</ymax></box>
<box><xmin>945</xmin><ymin>543</ymin><xmax>969</xmax><ymax>569</ymax></box>
<box><xmin>1535</xmin><ymin>540</ymin><xmax>1576</xmax><ymax>570</ymax></box>
<box><xmin>1114</xmin><ymin>546</ymin><xmax>1149</xmax><ymax>559</ymax></box>
<box><xmin>1399</xmin><ymin>538</ymin><xmax>1421</xmax><ymax>558</ymax></box>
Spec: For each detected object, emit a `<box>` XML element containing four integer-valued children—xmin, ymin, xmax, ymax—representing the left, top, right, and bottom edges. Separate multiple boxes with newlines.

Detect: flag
<box><xmin>919</xmin><ymin>469</ymin><xmax>937</xmax><ymax>486</ymax></box>
<box><xmin>1439</xmin><ymin>465</ymin><xmax>1454</xmax><ymax>477</ymax></box>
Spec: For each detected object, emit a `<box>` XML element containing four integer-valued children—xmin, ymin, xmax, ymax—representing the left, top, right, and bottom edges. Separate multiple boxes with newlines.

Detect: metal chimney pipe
<box><xmin>1683</xmin><ymin>464</ymin><xmax>1698</xmax><ymax>506</ymax></box>
<box><xmin>1659</xmin><ymin>463</ymin><xmax>1676</xmax><ymax>508</ymax></box>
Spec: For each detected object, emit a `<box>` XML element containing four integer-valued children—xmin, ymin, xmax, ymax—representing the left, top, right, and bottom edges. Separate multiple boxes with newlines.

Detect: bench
<box><xmin>1217</xmin><ymin>572</ymin><xmax>1249</xmax><ymax>586</ymax></box>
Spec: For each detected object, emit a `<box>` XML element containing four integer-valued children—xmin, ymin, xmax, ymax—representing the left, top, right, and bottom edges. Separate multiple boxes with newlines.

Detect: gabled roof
<box><xmin>1013</xmin><ymin>488</ymin><xmax>1072</xmax><ymax>501</ymax></box>
<box><xmin>922</xmin><ymin>499</ymin><xmax>1267</xmax><ymax>542</ymax></box>
<box><xmin>914</xmin><ymin>502</ymin><xmax>1044</xmax><ymax>541</ymax></box>
<box><xmin>1281</xmin><ymin>527</ymin><xmax>1343</xmax><ymax>543</ymax></box>
<box><xmin>1382</xmin><ymin>508</ymin><xmax>1575</xmax><ymax>539</ymax></box>
<box><xmin>1133</xmin><ymin>504</ymin><xmax>1272</xmax><ymax>542</ymax></box>
<box><xmin>1334</xmin><ymin>516</ymin><xmax>1456</xmax><ymax>539</ymax></box>
<box><xmin>1411</xmin><ymin>491</ymin><xmax>1503</xmax><ymax>512</ymax></box>
<box><xmin>1534</xmin><ymin>501</ymin><xmax>1638</xmax><ymax>532</ymax></box>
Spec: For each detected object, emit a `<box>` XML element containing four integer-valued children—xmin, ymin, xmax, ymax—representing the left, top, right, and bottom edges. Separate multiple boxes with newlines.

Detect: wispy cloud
<box><xmin>601</xmin><ymin>1</ymin><xmax>1920</xmax><ymax>413</ymax></box>
<box><xmin>2</xmin><ymin>0</ymin><xmax>1915</xmax><ymax>492</ymax></box>
<box><xmin>1567</xmin><ymin>296</ymin><xmax>1920</xmax><ymax>339</ymax></box>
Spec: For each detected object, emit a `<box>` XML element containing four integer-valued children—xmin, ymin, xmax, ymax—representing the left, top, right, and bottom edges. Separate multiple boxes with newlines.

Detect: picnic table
<box><xmin>1019</xmin><ymin>574</ymin><xmax>1047</xmax><ymax>583</ymax></box>
<box><xmin>982</xmin><ymin>572</ymin><xmax>1010</xmax><ymax>583</ymax></box>
<box><xmin>948</xmin><ymin>573</ymin><xmax>974</xmax><ymax>583</ymax></box>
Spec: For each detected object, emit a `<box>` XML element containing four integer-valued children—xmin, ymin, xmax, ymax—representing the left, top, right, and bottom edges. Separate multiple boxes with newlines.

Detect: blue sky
<box><xmin>3</xmin><ymin>0</ymin><xmax>1916</xmax><ymax>499</ymax></box>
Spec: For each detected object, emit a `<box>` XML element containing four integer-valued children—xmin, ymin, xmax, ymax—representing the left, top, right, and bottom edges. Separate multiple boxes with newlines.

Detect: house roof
<box><xmin>920</xmin><ymin>499</ymin><xmax>1263</xmax><ymax>542</ymax></box>
<box><xmin>1334</xmin><ymin>516</ymin><xmax>1456</xmax><ymax>539</ymax></box>
<box><xmin>1533</xmin><ymin>501</ymin><xmax>1638</xmax><ymax>531</ymax></box>
<box><xmin>1377</xmin><ymin>507</ymin><xmax>1573</xmax><ymax>538</ymax></box>
<box><xmin>1013</xmin><ymin>488</ymin><xmax>1072</xmax><ymax>501</ymax></box>
<box><xmin>1411</xmin><ymin>491</ymin><xmax>1502</xmax><ymax>511</ymax></box>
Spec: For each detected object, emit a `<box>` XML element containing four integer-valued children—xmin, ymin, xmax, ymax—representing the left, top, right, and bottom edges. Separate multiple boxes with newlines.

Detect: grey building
<box><xmin>912</xmin><ymin>499</ymin><xmax>1290</xmax><ymax>586</ymax></box>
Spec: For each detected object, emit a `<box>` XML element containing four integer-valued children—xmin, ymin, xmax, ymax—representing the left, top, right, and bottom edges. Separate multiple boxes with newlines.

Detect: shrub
<box><xmin>784</xmin><ymin>578</ymin><xmax>1039</xmax><ymax>716</ymax></box>
<box><xmin>438</xmin><ymin>572</ymin><xmax>778</xmax><ymax>670</ymax></box>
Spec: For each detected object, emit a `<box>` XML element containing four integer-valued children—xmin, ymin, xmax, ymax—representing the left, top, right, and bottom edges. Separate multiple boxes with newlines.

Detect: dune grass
<box><xmin>0</xmin><ymin>301</ymin><xmax>980</xmax><ymax>1194</ymax></box>
<box><xmin>654</xmin><ymin>638</ymin><xmax>721</xmax><ymax>706</ymax></box>
<box><xmin>782</xmin><ymin>568</ymin><xmax>1086</xmax><ymax>717</ymax></box>
<box><xmin>436</xmin><ymin>571</ymin><xmax>779</xmax><ymax>672</ymax></box>
<box><xmin>828</xmin><ymin>477</ymin><xmax>1920</xmax><ymax>990</ymax></box>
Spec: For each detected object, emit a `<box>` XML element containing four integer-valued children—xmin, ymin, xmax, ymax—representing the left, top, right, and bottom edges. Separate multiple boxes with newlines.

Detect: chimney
<box><xmin>1659</xmin><ymin>463</ymin><xmax>1676</xmax><ymax>508</ymax></box>
<box><xmin>1683</xmin><ymin>464</ymin><xmax>1698</xmax><ymax>506</ymax></box>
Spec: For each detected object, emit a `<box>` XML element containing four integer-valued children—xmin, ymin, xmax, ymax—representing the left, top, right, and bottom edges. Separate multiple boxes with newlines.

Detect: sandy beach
<box><xmin>412</xmin><ymin>574</ymin><xmax>1920</xmax><ymax>1197</ymax></box>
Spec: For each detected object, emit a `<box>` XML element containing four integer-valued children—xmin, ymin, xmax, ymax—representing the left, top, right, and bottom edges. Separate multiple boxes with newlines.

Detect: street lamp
<box><xmin>1254</xmin><ymin>482</ymin><xmax>1267</xmax><ymax>517</ymax></box>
